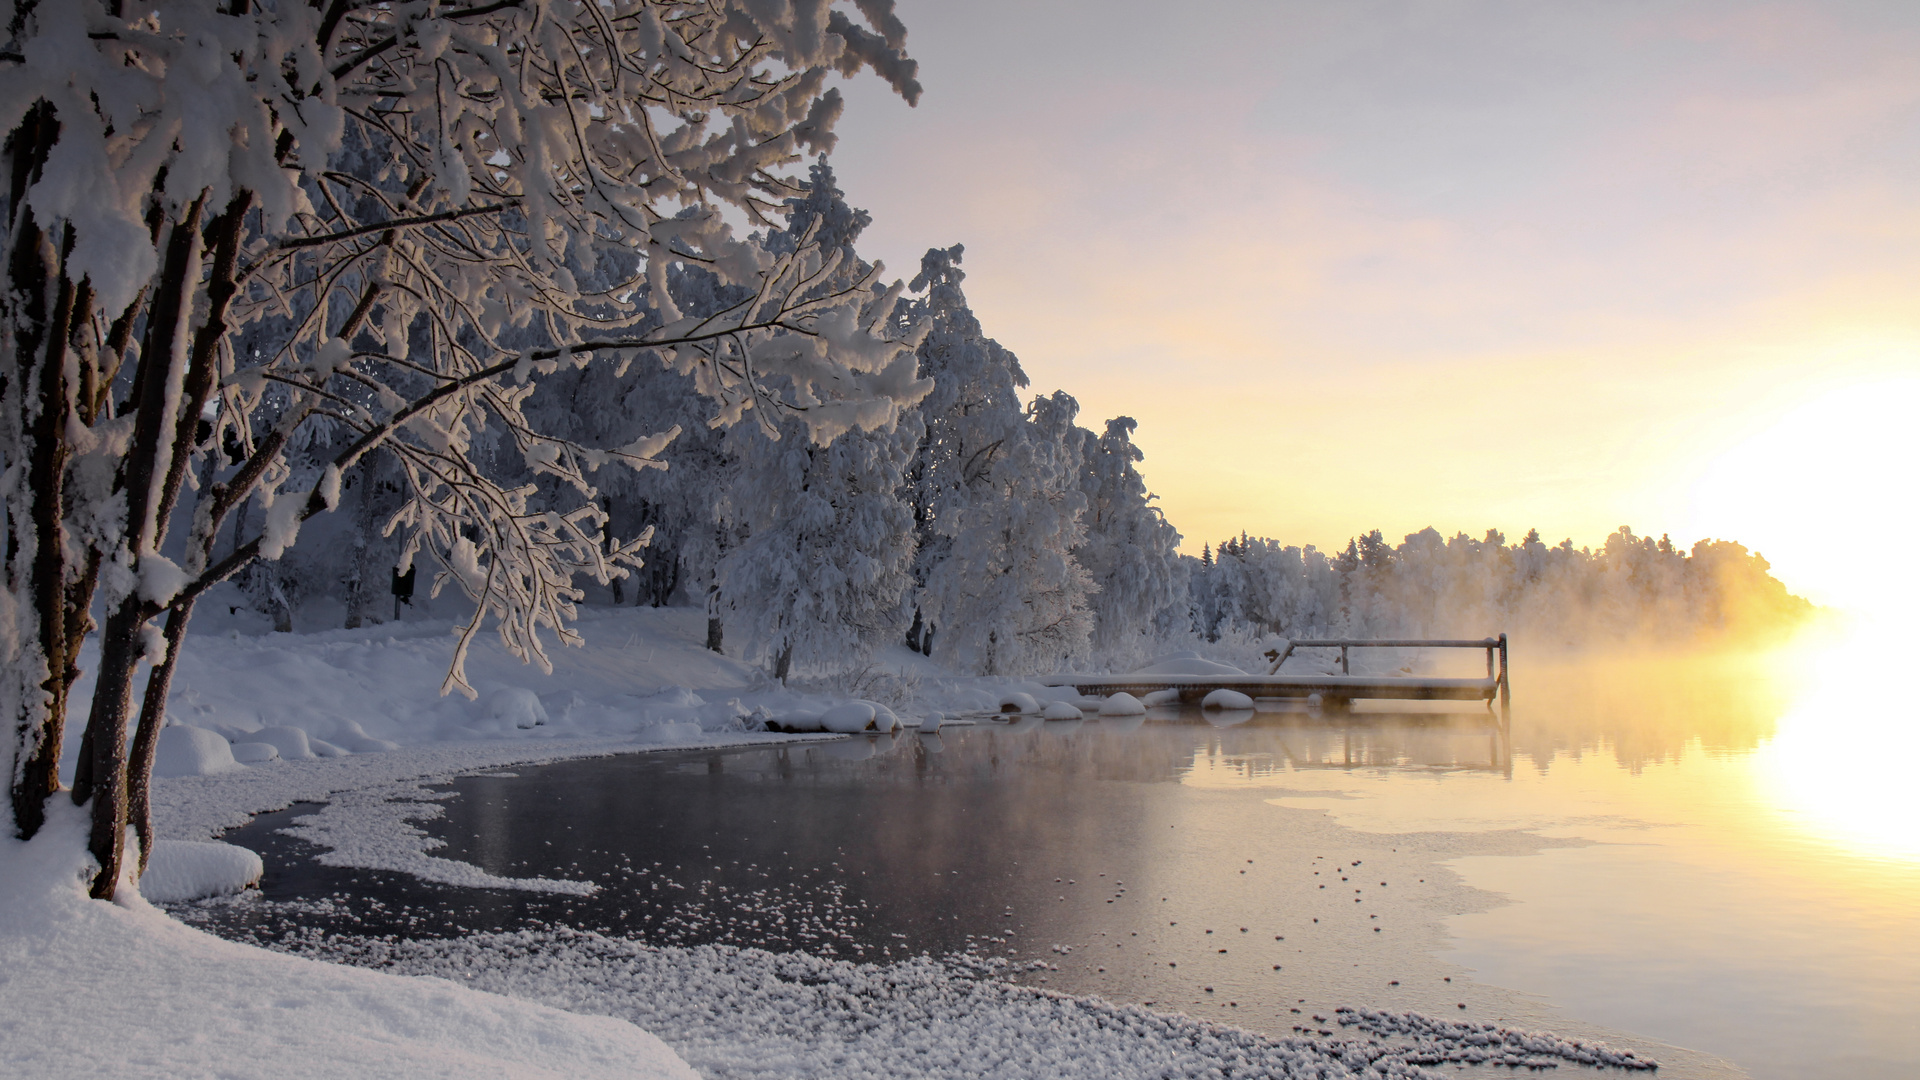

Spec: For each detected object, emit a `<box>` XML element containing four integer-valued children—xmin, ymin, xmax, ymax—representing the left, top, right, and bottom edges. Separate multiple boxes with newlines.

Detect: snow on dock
<box><xmin>1045</xmin><ymin>636</ymin><xmax>1510</xmax><ymax>714</ymax></box>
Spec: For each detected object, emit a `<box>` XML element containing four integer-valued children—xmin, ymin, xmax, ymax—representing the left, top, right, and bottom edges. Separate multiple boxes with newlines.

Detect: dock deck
<box><xmin>1042</xmin><ymin>635</ymin><xmax>1511</xmax><ymax>713</ymax></box>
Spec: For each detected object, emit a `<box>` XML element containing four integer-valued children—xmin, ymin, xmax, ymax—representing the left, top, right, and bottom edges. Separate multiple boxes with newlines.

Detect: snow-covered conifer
<box><xmin>898</xmin><ymin>245</ymin><xmax>1030</xmax><ymax>655</ymax></box>
<box><xmin>1073</xmin><ymin>417</ymin><xmax>1184</xmax><ymax>664</ymax></box>
<box><xmin>920</xmin><ymin>391</ymin><xmax>1095</xmax><ymax>675</ymax></box>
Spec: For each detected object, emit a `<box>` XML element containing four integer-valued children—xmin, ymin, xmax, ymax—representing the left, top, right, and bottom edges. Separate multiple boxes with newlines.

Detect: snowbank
<box><xmin>140</xmin><ymin>840</ymin><xmax>263</xmax><ymax>902</ymax></box>
<box><xmin>152</xmin><ymin>724</ymin><xmax>245</xmax><ymax>778</ymax></box>
<box><xmin>0</xmin><ymin>806</ymin><xmax>697</xmax><ymax>1080</ymax></box>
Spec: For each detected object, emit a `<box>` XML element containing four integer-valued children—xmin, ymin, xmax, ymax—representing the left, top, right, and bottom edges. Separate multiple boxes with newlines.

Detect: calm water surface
<box><xmin>206</xmin><ymin>634</ymin><xmax>1918</xmax><ymax>1080</ymax></box>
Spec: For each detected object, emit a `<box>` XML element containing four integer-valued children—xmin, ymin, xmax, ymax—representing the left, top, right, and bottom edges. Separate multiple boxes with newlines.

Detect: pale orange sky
<box><xmin>826</xmin><ymin>0</ymin><xmax>1920</xmax><ymax>611</ymax></box>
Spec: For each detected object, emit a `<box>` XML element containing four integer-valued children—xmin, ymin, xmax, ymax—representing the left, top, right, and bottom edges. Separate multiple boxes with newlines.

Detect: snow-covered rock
<box><xmin>486</xmin><ymin>686</ymin><xmax>549</xmax><ymax>729</ymax></box>
<box><xmin>867</xmin><ymin>703</ymin><xmax>903</xmax><ymax>733</ymax></box>
<box><xmin>819</xmin><ymin>701</ymin><xmax>878</xmax><ymax>733</ymax></box>
<box><xmin>998</xmin><ymin>691</ymin><xmax>1040</xmax><ymax>714</ymax></box>
<box><xmin>252</xmin><ymin>725</ymin><xmax>318</xmax><ymax>761</ymax></box>
<box><xmin>1099</xmin><ymin>692</ymin><xmax>1146</xmax><ymax>716</ymax></box>
<box><xmin>152</xmin><ymin>726</ymin><xmax>245</xmax><ymax>778</ymax></box>
<box><xmin>229</xmin><ymin>741</ymin><xmax>280</xmax><ymax>764</ymax></box>
<box><xmin>918</xmin><ymin>713</ymin><xmax>944</xmax><ymax>732</ymax></box>
<box><xmin>1142</xmin><ymin>689</ymin><xmax>1182</xmax><ymax>707</ymax></box>
<box><xmin>1202</xmin><ymin>688</ymin><xmax>1255</xmax><ymax>710</ymax></box>
<box><xmin>140</xmin><ymin>840</ymin><xmax>263</xmax><ymax>902</ymax></box>
<box><xmin>1042</xmin><ymin>700</ymin><xmax>1083</xmax><ymax>720</ymax></box>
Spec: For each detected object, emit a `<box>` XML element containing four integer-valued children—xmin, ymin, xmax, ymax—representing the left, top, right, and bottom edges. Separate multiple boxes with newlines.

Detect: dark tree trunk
<box><xmin>774</xmin><ymin>640</ymin><xmax>793</xmax><ymax>684</ymax></box>
<box><xmin>71</xmin><ymin>194</ymin><xmax>204</xmax><ymax>896</ymax></box>
<box><xmin>10</xmin><ymin>214</ymin><xmax>72</xmax><ymax>840</ymax></box>
<box><xmin>128</xmin><ymin>600</ymin><xmax>195</xmax><ymax>874</ymax></box>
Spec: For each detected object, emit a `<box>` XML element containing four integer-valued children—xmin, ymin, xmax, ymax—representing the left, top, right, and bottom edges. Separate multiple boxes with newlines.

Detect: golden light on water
<box><xmin>1754</xmin><ymin>624</ymin><xmax>1920</xmax><ymax>865</ymax></box>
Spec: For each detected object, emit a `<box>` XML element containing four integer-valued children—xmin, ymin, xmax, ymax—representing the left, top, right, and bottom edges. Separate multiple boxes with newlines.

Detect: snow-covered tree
<box><xmin>1193</xmin><ymin>524</ymin><xmax>1811</xmax><ymax>649</ymax></box>
<box><xmin>1072</xmin><ymin>416</ymin><xmax>1183</xmax><ymax>664</ymax></box>
<box><xmin>2</xmin><ymin>0</ymin><xmax>924</xmax><ymax>897</ymax></box>
<box><xmin>920</xmin><ymin>390</ymin><xmax>1095</xmax><ymax>676</ymax></box>
<box><xmin>897</xmin><ymin>245</ymin><xmax>1029</xmax><ymax>655</ymax></box>
<box><xmin>714</xmin><ymin>160</ymin><xmax>926</xmax><ymax>679</ymax></box>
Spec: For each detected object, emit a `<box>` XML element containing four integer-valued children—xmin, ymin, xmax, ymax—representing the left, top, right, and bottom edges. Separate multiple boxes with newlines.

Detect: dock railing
<box><xmin>1267</xmin><ymin>634</ymin><xmax>1510</xmax><ymax>713</ymax></box>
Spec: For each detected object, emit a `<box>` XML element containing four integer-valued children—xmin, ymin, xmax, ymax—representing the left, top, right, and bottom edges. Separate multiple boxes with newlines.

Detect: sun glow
<box><xmin>1687</xmin><ymin>377</ymin><xmax>1920</xmax><ymax>618</ymax></box>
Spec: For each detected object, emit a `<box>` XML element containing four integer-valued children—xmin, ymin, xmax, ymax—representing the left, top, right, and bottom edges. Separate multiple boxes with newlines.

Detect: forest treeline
<box><xmin>259</xmin><ymin>163</ymin><xmax>1811</xmax><ymax>672</ymax></box>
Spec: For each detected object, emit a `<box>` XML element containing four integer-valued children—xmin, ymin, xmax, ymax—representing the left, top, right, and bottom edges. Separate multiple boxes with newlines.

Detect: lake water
<box><xmin>200</xmin><ymin>634</ymin><xmax>1918</xmax><ymax>1080</ymax></box>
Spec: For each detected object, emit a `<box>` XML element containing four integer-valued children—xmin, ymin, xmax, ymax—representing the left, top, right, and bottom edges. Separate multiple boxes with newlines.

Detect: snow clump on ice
<box><xmin>139</xmin><ymin>840</ymin><xmax>263</xmax><ymax>902</ymax></box>
<box><xmin>1042</xmin><ymin>700</ymin><xmax>1083</xmax><ymax>720</ymax></box>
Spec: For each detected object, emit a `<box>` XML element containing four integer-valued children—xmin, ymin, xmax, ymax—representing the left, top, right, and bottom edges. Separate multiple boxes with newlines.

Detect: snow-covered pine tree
<box><xmin>714</xmin><ymin>160</ymin><xmax>926</xmax><ymax>679</ymax></box>
<box><xmin>1</xmin><ymin>0</ymin><xmax>926</xmax><ymax>897</ymax></box>
<box><xmin>1072</xmin><ymin>416</ymin><xmax>1184</xmax><ymax>665</ymax></box>
<box><xmin>920</xmin><ymin>390</ymin><xmax>1095</xmax><ymax>676</ymax></box>
<box><xmin>898</xmin><ymin>245</ymin><xmax>1030</xmax><ymax>656</ymax></box>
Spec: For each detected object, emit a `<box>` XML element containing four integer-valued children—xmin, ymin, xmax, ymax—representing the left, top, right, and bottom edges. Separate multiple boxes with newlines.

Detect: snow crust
<box><xmin>0</xmin><ymin>806</ymin><xmax>698</xmax><ymax>1080</ymax></box>
<box><xmin>266</xmin><ymin>929</ymin><xmax>1654</xmax><ymax>1079</ymax></box>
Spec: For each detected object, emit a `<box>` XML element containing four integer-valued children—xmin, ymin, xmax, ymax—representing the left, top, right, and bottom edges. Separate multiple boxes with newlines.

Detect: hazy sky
<box><xmin>824</xmin><ymin>0</ymin><xmax>1920</xmax><ymax>608</ymax></box>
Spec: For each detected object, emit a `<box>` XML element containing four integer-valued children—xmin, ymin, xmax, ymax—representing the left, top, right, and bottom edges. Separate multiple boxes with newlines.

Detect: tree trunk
<box><xmin>70</xmin><ymin>195</ymin><xmax>205</xmax><ymax>896</ymax></box>
<box><xmin>128</xmin><ymin>600</ymin><xmax>195</xmax><ymax>875</ymax></box>
<box><xmin>72</xmin><ymin>600</ymin><xmax>145</xmax><ymax>898</ymax></box>
<box><xmin>774</xmin><ymin>639</ymin><xmax>793</xmax><ymax>684</ymax></box>
<box><xmin>9</xmin><ymin>214</ymin><xmax>75</xmax><ymax>840</ymax></box>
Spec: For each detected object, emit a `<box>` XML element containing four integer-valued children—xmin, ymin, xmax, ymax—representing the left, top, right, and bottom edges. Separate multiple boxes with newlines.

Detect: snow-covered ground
<box><xmin>4</xmin><ymin>604</ymin><xmax>1658</xmax><ymax>1078</ymax></box>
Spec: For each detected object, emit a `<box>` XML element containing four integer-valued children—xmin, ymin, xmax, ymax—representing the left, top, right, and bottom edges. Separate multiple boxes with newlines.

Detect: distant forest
<box><xmin>1193</xmin><ymin>526</ymin><xmax>1811</xmax><ymax>654</ymax></box>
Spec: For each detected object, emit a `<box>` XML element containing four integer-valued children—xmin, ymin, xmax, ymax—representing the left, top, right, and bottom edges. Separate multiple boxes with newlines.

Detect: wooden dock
<box><xmin>1043</xmin><ymin>635</ymin><xmax>1510</xmax><ymax>714</ymax></box>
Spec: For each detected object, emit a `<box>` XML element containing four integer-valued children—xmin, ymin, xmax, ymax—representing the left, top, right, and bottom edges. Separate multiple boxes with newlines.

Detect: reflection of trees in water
<box><xmin>1510</xmin><ymin>650</ymin><xmax>1797</xmax><ymax>771</ymax></box>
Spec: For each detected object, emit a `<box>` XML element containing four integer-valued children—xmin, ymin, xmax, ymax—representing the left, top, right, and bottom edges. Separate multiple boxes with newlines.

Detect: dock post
<box><xmin>1497</xmin><ymin>632</ymin><xmax>1510</xmax><ymax>725</ymax></box>
<box><xmin>1340</xmin><ymin>645</ymin><xmax>1349</xmax><ymax>674</ymax></box>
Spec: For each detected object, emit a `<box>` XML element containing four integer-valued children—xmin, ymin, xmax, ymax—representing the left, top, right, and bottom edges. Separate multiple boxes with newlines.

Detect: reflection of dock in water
<box><xmin>1188</xmin><ymin>709</ymin><xmax>1514</xmax><ymax>777</ymax></box>
<box><xmin>1045</xmin><ymin>635</ymin><xmax>1512</xmax><ymax>718</ymax></box>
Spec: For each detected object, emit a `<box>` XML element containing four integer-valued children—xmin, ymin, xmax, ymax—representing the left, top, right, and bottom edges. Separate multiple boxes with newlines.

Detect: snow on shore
<box><xmin>263</xmin><ymin>927</ymin><xmax>1654</xmax><ymax>1078</ymax></box>
<box><xmin>0</xmin><ymin>805</ymin><xmax>697</xmax><ymax>1080</ymax></box>
<box><xmin>9</xmin><ymin>606</ymin><xmax>1663</xmax><ymax>1079</ymax></box>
